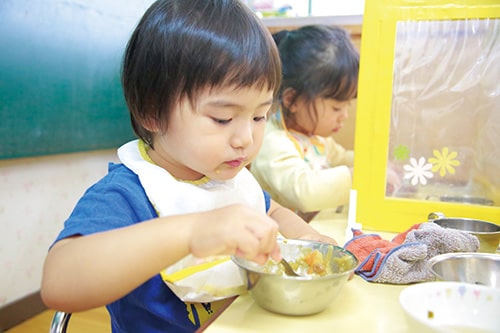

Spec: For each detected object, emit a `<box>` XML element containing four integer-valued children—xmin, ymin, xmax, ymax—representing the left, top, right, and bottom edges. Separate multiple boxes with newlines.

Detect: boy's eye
<box><xmin>254</xmin><ymin>115</ymin><xmax>267</xmax><ymax>122</ymax></box>
<box><xmin>212</xmin><ymin>117</ymin><xmax>231</xmax><ymax>125</ymax></box>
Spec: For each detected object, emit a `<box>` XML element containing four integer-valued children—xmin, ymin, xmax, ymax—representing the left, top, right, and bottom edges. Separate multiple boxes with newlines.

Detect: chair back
<box><xmin>49</xmin><ymin>311</ymin><xmax>72</xmax><ymax>333</ymax></box>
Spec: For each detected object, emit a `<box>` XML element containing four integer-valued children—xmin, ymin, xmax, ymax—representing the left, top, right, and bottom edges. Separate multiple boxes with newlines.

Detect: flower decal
<box><xmin>393</xmin><ymin>145</ymin><xmax>462</xmax><ymax>189</ymax></box>
<box><xmin>428</xmin><ymin>147</ymin><xmax>460</xmax><ymax>177</ymax></box>
<box><xmin>394</xmin><ymin>144</ymin><xmax>410</xmax><ymax>161</ymax></box>
<box><xmin>403</xmin><ymin>157</ymin><xmax>434</xmax><ymax>186</ymax></box>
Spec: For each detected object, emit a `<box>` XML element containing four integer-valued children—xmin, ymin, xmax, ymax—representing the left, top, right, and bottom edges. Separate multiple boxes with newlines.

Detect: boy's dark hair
<box><xmin>273</xmin><ymin>25</ymin><xmax>359</xmax><ymax>109</ymax></box>
<box><xmin>122</xmin><ymin>0</ymin><xmax>281</xmax><ymax>146</ymax></box>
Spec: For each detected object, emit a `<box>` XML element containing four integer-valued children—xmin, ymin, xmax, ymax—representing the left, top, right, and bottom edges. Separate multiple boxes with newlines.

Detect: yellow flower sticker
<box><xmin>428</xmin><ymin>147</ymin><xmax>461</xmax><ymax>177</ymax></box>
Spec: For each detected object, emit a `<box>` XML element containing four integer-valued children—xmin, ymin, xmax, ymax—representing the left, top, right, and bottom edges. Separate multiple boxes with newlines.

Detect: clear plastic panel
<box><xmin>388</xmin><ymin>18</ymin><xmax>499</xmax><ymax>207</ymax></box>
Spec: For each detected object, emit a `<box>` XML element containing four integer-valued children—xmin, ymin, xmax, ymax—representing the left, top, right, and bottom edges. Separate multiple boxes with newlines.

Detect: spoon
<box><xmin>280</xmin><ymin>258</ymin><xmax>300</xmax><ymax>277</ymax></box>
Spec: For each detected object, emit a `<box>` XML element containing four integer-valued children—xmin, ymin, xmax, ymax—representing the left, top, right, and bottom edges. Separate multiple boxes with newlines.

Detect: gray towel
<box><xmin>371</xmin><ymin>242</ymin><xmax>429</xmax><ymax>284</ymax></box>
<box><xmin>352</xmin><ymin>222</ymin><xmax>480</xmax><ymax>284</ymax></box>
<box><xmin>404</xmin><ymin>222</ymin><xmax>480</xmax><ymax>258</ymax></box>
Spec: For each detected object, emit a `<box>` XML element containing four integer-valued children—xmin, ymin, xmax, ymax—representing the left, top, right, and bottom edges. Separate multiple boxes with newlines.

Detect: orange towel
<box><xmin>345</xmin><ymin>224</ymin><xmax>421</xmax><ymax>264</ymax></box>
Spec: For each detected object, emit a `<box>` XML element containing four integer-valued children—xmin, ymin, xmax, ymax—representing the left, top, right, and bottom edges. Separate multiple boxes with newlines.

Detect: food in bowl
<box><xmin>231</xmin><ymin>238</ymin><xmax>358</xmax><ymax>316</ymax></box>
<box><xmin>427</xmin><ymin>252</ymin><xmax>500</xmax><ymax>288</ymax></box>
<box><xmin>399</xmin><ymin>281</ymin><xmax>500</xmax><ymax>333</ymax></box>
<box><xmin>263</xmin><ymin>247</ymin><xmax>354</xmax><ymax>277</ymax></box>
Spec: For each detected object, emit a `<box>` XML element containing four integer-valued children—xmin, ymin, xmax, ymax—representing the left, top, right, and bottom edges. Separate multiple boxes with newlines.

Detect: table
<box><xmin>204</xmin><ymin>209</ymin><xmax>412</xmax><ymax>332</ymax></box>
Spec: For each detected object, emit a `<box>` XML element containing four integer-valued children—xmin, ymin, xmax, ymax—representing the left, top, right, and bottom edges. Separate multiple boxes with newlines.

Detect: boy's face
<box><xmin>148</xmin><ymin>85</ymin><xmax>274</xmax><ymax>181</ymax></box>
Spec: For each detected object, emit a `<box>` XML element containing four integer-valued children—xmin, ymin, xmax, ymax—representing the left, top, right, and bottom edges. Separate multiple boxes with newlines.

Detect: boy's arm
<box><xmin>267</xmin><ymin>199</ymin><xmax>338</xmax><ymax>245</ymax></box>
<box><xmin>42</xmin><ymin>213</ymin><xmax>199</xmax><ymax>312</ymax></box>
<box><xmin>41</xmin><ymin>204</ymin><xmax>280</xmax><ymax>313</ymax></box>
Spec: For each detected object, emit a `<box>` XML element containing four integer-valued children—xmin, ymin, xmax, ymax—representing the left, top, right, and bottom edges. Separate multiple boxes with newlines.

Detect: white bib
<box><xmin>118</xmin><ymin>140</ymin><xmax>265</xmax><ymax>302</ymax></box>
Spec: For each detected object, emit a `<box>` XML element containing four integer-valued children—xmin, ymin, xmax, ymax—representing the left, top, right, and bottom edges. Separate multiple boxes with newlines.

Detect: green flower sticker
<box><xmin>394</xmin><ymin>144</ymin><xmax>410</xmax><ymax>161</ymax></box>
<box><xmin>428</xmin><ymin>147</ymin><xmax>461</xmax><ymax>177</ymax></box>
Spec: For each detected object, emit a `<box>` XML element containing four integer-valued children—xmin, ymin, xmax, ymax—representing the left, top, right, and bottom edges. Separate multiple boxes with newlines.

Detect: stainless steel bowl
<box><xmin>231</xmin><ymin>238</ymin><xmax>357</xmax><ymax>316</ymax></box>
<box><xmin>428</xmin><ymin>212</ymin><xmax>500</xmax><ymax>253</ymax></box>
<box><xmin>427</xmin><ymin>252</ymin><xmax>500</xmax><ymax>288</ymax></box>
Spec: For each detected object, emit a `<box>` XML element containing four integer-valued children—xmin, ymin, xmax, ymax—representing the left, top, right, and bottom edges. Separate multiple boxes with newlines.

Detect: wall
<box><xmin>0</xmin><ymin>150</ymin><xmax>118</xmax><ymax>307</ymax></box>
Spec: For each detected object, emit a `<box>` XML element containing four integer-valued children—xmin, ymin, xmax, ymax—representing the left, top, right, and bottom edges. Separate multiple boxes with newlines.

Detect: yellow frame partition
<box><xmin>353</xmin><ymin>0</ymin><xmax>500</xmax><ymax>232</ymax></box>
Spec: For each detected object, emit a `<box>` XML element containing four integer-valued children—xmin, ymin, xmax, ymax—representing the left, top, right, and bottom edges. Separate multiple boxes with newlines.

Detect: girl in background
<box><xmin>251</xmin><ymin>25</ymin><xmax>359</xmax><ymax>221</ymax></box>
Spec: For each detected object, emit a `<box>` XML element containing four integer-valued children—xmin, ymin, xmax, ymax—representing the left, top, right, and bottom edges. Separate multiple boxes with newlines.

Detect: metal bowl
<box><xmin>231</xmin><ymin>238</ymin><xmax>357</xmax><ymax>316</ymax></box>
<box><xmin>428</xmin><ymin>212</ymin><xmax>500</xmax><ymax>253</ymax></box>
<box><xmin>427</xmin><ymin>252</ymin><xmax>500</xmax><ymax>288</ymax></box>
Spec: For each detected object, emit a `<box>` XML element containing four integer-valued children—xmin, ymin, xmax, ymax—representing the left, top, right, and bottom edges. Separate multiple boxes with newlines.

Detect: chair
<box><xmin>49</xmin><ymin>311</ymin><xmax>72</xmax><ymax>333</ymax></box>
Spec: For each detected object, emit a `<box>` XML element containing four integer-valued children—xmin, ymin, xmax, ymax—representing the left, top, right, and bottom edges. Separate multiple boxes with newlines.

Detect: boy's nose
<box><xmin>231</xmin><ymin>124</ymin><xmax>253</xmax><ymax>149</ymax></box>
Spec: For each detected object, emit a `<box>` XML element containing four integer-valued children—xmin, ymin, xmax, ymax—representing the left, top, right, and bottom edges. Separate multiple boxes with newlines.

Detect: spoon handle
<box><xmin>280</xmin><ymin>258</ymin><xmax>299</xmax><ymax>276</ymax></box>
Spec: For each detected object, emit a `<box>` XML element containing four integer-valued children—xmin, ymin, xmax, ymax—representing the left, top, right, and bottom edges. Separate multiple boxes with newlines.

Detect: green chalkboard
<box><xmin>0</xmin><ymin>1</ymin><xmax>148</xmax><ymax>159</ymax></box>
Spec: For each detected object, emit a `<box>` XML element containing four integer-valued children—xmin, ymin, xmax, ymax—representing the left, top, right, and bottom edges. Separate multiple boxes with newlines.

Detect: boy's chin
<box><xmin>209</xmin><ymin>167</ymin><xmax>241</xmax><ymax>180</ymax></box>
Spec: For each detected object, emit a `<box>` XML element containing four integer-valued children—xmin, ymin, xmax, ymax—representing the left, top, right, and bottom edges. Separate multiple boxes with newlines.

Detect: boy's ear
<box><xmin>281</xmin><ymin>88</ymin><xmax>297</xmax><ymax>111</ymax></box>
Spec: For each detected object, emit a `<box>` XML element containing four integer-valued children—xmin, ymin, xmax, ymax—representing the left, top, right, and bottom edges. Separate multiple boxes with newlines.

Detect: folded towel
<box><xmin>361</xmin><ymin>242</ymin><xmax>429</xmax><ymax>283</ymax></box>
<box><xmin>344</xmin><ymin>223</ymin><xmax>479</xmax><ymax>284</ymax></box>
<box><xmin>344</xmin><ymin>224</ymin><xmax>425</xmax><ymax>283</ymax></box>
<box><xmin>344</xmin><ymin>224</ymin><xmax>420</xmax><ymax>262</ymax></box>
<box><xmin>405</xmin><ymin>222</ymin><xmax>480</xmax><ymax>258</ymax></box>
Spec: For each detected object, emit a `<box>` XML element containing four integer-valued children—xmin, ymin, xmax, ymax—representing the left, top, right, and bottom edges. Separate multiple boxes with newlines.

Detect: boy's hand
<box><xmin>189</xmin><ymin>204</ymin><xmax>281</xmax><ymax>264</ymax></box>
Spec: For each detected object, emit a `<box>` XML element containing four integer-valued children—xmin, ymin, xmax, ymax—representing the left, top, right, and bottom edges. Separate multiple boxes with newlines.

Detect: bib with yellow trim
<box><xmin>117</xmin><ymin>140</ymin><xmax>265</xmax><ymax>302</ymax></box>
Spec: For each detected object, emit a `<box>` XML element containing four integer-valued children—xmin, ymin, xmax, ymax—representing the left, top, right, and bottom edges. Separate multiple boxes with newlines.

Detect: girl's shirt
<box><xmin>287</xmin><ymin>130</ymin><xmax>331</xmax><ymax>171</ymax></box>
<box><xmin>251</xmin><ymin>108</ymin><xmax>354</xmax><ymax>213</ymax></box>
<box><xmin>53</xmin><ymin>141</ymin><xmax>271</xmax><ymax>333</ymax></box>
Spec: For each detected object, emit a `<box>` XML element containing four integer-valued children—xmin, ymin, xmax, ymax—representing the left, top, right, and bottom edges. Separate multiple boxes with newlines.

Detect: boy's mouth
<box><xmin>225</xmin><ymin>158</ymin><xmax>245</xmax><ymax>168</ymax></box>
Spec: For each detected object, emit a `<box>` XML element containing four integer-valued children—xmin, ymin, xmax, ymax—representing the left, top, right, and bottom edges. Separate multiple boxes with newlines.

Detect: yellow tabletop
<box><xmin>204</xmin><ymin>209</ymin><xmax>411</xmax><ymax>333</ymax></box>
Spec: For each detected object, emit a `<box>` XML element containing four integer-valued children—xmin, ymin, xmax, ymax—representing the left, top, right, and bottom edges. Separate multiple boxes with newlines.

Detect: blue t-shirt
<box><xmin>54</xmin><ymin>163</ymin><xmax>271</xmax><ymax>333</ymax></box>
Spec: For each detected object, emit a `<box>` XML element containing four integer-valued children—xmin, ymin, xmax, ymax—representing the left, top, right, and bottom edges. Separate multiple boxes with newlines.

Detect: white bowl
<box><xmin>399</xmin><ymin>281</ymin><xmax>500</xmax><ymax>333</ymax></box>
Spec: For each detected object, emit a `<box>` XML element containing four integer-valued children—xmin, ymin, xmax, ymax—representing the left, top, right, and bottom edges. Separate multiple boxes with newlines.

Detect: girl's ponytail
<box><xmin>272</xmin><ymin>29</ymin><xmax>290</xmax><ymax>47</ymax></box>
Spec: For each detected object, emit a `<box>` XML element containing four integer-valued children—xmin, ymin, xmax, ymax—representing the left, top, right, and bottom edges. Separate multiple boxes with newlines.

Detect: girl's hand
<box><xmin>386</xmin><ymin>163</ymin><xmax>402</xmax><ymax>195</ymax></box>
<box><xmin>189</xmin><ymin>204</ymin><xmax>281</xmax><ymax>264</ymax></box>
<box><xmin>298</xmin><ymin>233</ymin><xmax>338</xmax><ymax>246</ymax></box>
